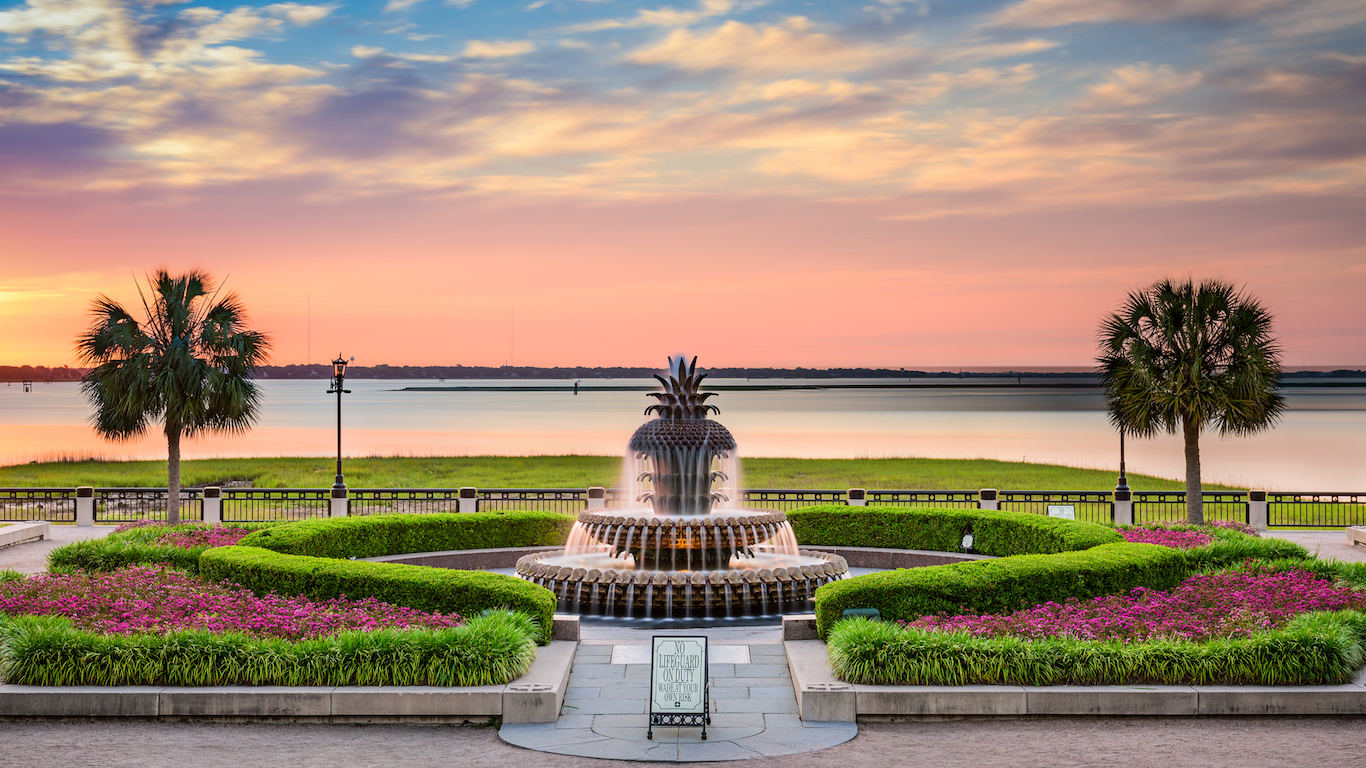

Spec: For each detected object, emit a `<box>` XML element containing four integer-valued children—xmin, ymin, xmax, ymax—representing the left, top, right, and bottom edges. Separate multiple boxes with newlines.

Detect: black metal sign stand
<box><xmin>647</xmin><ymin>636</ymin><xmax>710</xmax><ymax>741</ymax></box>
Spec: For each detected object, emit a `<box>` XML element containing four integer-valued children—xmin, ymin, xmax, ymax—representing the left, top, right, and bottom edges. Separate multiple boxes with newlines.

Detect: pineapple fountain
<box><xmin>515</xmin><ymin>357</ymin><xmax>847</xmax><ymax>620</ymax></box>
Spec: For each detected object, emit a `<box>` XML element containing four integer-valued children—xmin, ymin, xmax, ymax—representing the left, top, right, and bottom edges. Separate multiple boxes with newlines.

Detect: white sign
<box><xmin>651</xmin><ymin>636</ymin><xmax>707</xmax><ymax>715</ymax></box>
<box><xmin>1047</xmin><ymin>505</ymin><xmax>1076</xmax><ymax>520</ymax></box>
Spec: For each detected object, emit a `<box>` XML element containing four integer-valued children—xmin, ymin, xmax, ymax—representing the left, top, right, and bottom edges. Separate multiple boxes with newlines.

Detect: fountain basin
<box><xmin>516</xmin><ymin>548</ymin><xmax>848</xmax><ymax>619</ymax></box>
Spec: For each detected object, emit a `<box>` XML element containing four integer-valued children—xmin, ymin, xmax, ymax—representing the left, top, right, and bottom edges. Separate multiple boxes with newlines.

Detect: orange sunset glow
<box><xmin>0</xmin><ymin>0</ymin><xmax>1362</xmax><ymax>369</ymax></box>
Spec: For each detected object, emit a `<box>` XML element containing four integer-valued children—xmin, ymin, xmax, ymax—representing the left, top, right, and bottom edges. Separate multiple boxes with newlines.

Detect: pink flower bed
<box><xmin>901</xmin><ymin>567</ymin><xmax>1366</xmax><ymax>642</ymax></box>
<box><xmin>0</xmin><ymin>566</ymin><xmax>462</xmax><ymax>639</ymax></box>
<box><xmin>1119</xmin><ymin>527</ymin><xmax>1213</xmax><ymax>549</ymax></box>
<box><xmin>154</xmin><ymin>527</ymin><xmax>253</xmax><ymax>549</ymax></box>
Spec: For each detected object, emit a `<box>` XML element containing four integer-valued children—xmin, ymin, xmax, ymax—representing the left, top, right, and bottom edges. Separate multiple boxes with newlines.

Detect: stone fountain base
<box><xmin>515</xmin><ymin>546</ymin><xmax>848</xmax><ymax>620</ymax></box>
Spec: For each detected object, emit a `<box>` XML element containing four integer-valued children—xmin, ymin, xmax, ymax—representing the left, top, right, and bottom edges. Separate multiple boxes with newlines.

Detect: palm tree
<box><xmin>1097</xmin><ymin>278</ymin><xmax>1284</xmax><ymax>524</ymax></box>
<box><xmin>76</xmin><ymin>270</ymin><xmax>271</xmax><ymax>523</ymax></box>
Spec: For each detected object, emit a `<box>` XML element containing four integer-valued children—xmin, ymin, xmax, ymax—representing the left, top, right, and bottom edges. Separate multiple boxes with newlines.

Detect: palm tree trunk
<box><xmin>166</xmin><ymin>425</ymin><xmax>181</xmax><ymax>525</ymax></box>
<box><xmin>1182</xmin><ymin>415</ymin><xmax>1203</xmax><ymax>524</ymax></box>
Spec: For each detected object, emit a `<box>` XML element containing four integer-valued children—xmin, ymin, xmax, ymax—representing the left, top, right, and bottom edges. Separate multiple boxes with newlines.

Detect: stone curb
<box><xmin>785</xmin><ymin>641</ymin><xmax>1366</xmax><ymax>720</ymax></box>
<box><xmin>0</xmin><ymin>641</ymin><xmax>576</xmax><ymax>722</ymax></box>
<box><xmin>0</xmin><ymin>521</ymin><xmax>49</xmax><ymax>550</ymax></box>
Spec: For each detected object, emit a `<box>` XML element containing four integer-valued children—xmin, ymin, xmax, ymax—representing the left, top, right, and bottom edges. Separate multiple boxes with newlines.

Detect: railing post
<box><xmin>1113</xmin><ymin>490</ymin><xmax>1133</xmax><ymax>526</ymax></box>
<box><xmin>587</xmin><ymin>486</ymin><xmax>606</xmax><ymax>510</ymax></box>
<box><xmin>459</xmin><ymin>487</ymin><xmax>478</xmax><ymax>514</ymax></box>
<box><xmin>330</xmin><ymin>484</ymin><xmax>348</xmax><ymax>518</ymax></box>
<box><xmin>978</xmin><ymin>489</ymin><xmax>998</xmax><ymax>511</ymax></box>
<box><xmin>203</xmin><ymin>487</ymin><xmax>222</xmax><ymax>524</ymax></box>
<box><xmin>1248</xmin><ymin>490</ymin><xmax>1268</xmax><ymax>531</ymax></box>
<box><xmin>846</xmin><ymin>488</ymin><xmax>866</xmax><ymax>507</ymax></box>
<box><xmin>76</xmin><ymin>486</ymin><xmax>94</xmax><ymax>526</ymax></box>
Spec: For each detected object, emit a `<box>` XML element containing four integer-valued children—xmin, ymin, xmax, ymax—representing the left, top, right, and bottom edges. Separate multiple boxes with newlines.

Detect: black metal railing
<box><xmin>222</xmin><ymin>488</ymin><xmax>329</xmax><ymax>522</ymax></box>
<box><xmin>739</xmin><ymin>489</ymin><xmax>848</xmax><ymax>511</ymax></box>
<box><xmin>95</xmin><ymin>487</ymin><xmax>203</xmax><ymax>523</ymax></box>
<box><xmin>0</xmin><ymin>488</ymin><xmax>76</xmax><ymax>522</ymax></box>
<box><xmin>998</xmin><ymin>491</ymin><xmax>1114</xmax><ymax>524</ymax></box>
<box><xmin>869</xmin><ymin>490</ymin><xmax>978</xmax><ymax>509</ymax></box>
<box><xmin>1133</xmin><ymin>491</ymin><xmax>1248</xmax><ymax>524</ymax></box>
<box><xmin>4</xmin><ymin>486</ymin><xmax>1363</xmax><ymax>528</ymax></box>
<box><xmin>1268</xmin><ymin>493</ymin><xmax>1366</xmax><ymax>528</ymax></box>
<box><xmin>477</xmin><ymin>488</ymin><xmax>591</xmax><ymax>514</ymax></box>
<box><xmin>350</xmin><ymin>488</ymin><xmax>463</xmax><ymax>516</ymax></box>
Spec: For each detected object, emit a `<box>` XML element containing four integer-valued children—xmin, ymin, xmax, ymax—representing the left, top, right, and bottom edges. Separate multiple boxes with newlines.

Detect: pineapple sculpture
<box><xmin>630</xmin><ymin>356</ymin><xmax>737</xmax><ymax>515</ymax></box>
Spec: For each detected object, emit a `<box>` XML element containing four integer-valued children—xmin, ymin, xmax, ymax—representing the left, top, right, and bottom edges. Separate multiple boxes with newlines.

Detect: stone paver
<box><xmin>0</xmin><ymin>524</ymin><xmax>115</xmax><ymax>573</ymax></box>
<box><xmin>499</xmin><ymin>639</ymin><xmax>856</xmax><ymax>761</ymax></box>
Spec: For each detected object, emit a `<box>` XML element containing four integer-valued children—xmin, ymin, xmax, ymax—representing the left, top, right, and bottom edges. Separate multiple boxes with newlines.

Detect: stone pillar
<box><xmin>1248</xmin><ymin>490</ymin><xmax>1268</xmax><ymax>531</ymax></box>
<box><xmin>330</xmin><ymin>485</ymin><xmax>348</xmax><ymax>518</ymax></box>
<box><xmin>76</xmin><ymin>486</ymin><xmax>94</xmax><ymax>527</ymax></box>
<box><xmin>1113</xmin><ymin>490</ymin><xmax>1133</xmax><ymax>526</ymax></box>
<box><xmin>458</xmin><ymin>486</ymin><xmax>478</xmax><ymax>514</ymax></box>
<box><xmin>203</xmin><ymin>486</ymin><xmax>222</xmax><ymax>524</ymax></box>
<box><xmin>978</xmin><ymin>488</ymin><xmax>998</xmax><ymax>511</ymax></box>
<box><xmin>587</xmin><ymin>486</ymin><xmax>606</xmax><ymax>510</ymax></box>
<box><xmin>846</xmin><ymin>488</ymin><xmax>867</xmax><ymax>507</ymax></box>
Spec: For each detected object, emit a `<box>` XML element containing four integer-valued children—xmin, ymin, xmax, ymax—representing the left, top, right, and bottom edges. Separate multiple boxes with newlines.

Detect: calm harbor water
<box><xmin>1</xmin><ymin>378</ymin><xmax>1362</xmax><ymax>491</ymax></box>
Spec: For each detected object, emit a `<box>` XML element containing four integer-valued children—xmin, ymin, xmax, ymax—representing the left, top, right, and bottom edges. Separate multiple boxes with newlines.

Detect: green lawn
<box><xmin>0</xmin><ymin>455</ymin><xmax>1210</xmax><ymax>491</ymax></box>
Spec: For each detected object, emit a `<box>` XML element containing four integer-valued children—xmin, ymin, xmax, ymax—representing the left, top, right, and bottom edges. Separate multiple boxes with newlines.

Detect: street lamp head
<box><xmin>332</xmin><ymin>355</ymin><xmax>348</xmax><ymax>380</ymax></box>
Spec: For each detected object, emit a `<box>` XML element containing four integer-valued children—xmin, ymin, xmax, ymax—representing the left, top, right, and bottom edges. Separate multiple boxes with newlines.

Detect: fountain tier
<box><xmin>513</xmin><ymin>356</ymin><xmax>848</xmax><ymax>620</ymax></box>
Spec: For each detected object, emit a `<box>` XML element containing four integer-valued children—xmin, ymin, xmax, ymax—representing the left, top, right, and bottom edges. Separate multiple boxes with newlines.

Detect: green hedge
<box><xmin>199</xmin><ymin>545</ymin><xmax>557</xmax><ymax>643</ymax></box>
<box><xmin>814</xmin><ymin>541</ymin><xmax>1188</xmax><ymax>637</ymax></box>
<box><xmin>788</xmin><ymin>505</ymin><xmax>1122</xmax><ymax>556</ymax></box>
<box><xmin>827</xmin><ymin>611</ymin><xmax>1366</xmax><ymax>686</ymax></box>
<box><xmin>0</xmin><ymin>610</ymin><xmax>537</xmax><ymax>687</ymax></box>
<box><xmin>47</xmin><ymin>523</ymin><xmax>280</xmax><ymax>575</ymax></box>
<box><xmin>237</xmin><ymin>511</ymin><xmax>575</xmax><ymax>558</ymax></box>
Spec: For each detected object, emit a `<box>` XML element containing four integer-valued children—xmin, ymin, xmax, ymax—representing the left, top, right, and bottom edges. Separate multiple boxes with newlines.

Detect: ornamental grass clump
<box><xmin>0</xmin><ymin>609</ymin><xmax>537</xmax><ymax>687</ymax></box>
<box><xmin>901</xmin><ymin>566</ymin><xmax>1366</xmax><ymax>643</ymax></box>
<box><xmin>0</xmin><ymin>565</ymin><xmax>462</xmax><ymax>640</ymax></box>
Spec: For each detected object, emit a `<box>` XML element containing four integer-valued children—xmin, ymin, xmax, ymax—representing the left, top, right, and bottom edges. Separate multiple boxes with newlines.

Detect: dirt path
<box><xmin>1</xmin><ymin>718</ymin><xmax>1363</xmax><ymax>768</ymax></box>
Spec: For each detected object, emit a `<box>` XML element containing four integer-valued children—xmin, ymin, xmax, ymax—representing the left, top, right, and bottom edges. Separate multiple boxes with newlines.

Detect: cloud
<box><xmin>992</xmin><ymin>0</ymin><xmax>1292</xmax><ymax>28</ymax></box>
<box><xmin>561</xmin><ymin>0</ymin><xmax>733</xmax><ymax>33</ymax></box>
<box><xmin>462</xmin><ymin>39</ymin><xmax>534</xmax><ymax>58</ymax></box>
<box><xmin>627</xmin><ymin>17</ymin><xmax>889</xmax><ymax>73</ymax></box>
<box><xmin>1080</xmin><ymin>63</ymin><xmax>1202</xmax><ymax>108</ymax></box>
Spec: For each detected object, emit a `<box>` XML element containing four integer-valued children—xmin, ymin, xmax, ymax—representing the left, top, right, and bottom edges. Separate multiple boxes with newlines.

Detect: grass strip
<box><xmin>827</xmin><ymin>612</ymin><xmax>1366</xmax><ymax>687</ymax></box>
<box><xmin>0</xmin><ymin>610</ymin><xmax>537</xmax><ymax>687</ymax></box>
<box><xmin>0</xmin><ymin>456</ymin><xmax>1200</xmax><ymax>491</ymax></box>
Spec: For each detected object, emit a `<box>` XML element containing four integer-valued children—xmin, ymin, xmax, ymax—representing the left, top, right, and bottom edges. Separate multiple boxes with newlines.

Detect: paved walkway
<box><xmin>0</xmin><ymin>524</ymin><xmax>115</xmax><ymax>573</ymax></box>
<box><xmin>499</xmin><ymin>637</ymin><xmax>855</xmax><ymax>761</ymax></box>
<box><xmin>1264</xmin><ymin>529</ymin><xmax>1366</xmax><ymax>562</ymax></box>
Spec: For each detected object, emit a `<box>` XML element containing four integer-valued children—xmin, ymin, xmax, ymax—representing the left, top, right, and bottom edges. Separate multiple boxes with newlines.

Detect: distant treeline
<box><xmin>4</xmin><ymin>363</ymin><xmax>1362</xmax><ymax>383</ymax></box>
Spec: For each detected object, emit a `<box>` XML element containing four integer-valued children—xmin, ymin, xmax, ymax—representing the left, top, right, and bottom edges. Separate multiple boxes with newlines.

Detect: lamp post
<box><xmin>327</xmin><ymin>355</ymin><xmax>351</xmax><ymax>492</ymax></box>
<box><xmin>1116</xmin><ymin>429</ymin><xmax>1130</xmax><ymax>493</ymax></box>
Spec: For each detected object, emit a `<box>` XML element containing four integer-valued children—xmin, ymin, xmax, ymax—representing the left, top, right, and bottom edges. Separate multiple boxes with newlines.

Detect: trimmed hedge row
<box><xmin>47</xmin><ymin>523</ymin><xmax>279</xmax><ymax>575</ymax></box>
<box><xmin>199</xmin><ymin>545</ymin><xmax>557</xmax><ymax>643</ymax></box>
<box><xmin>788</xmin><ymin>504</ymin><xmax>1122</xmax><ymax>556</ymax></box>
<box><xmin>237</xmin><ymin>511</ymin><xmax>575</xmax><ymax>559</ymax></box>
<box><xmin>827</xmin><ymin>611</ymin><xmax>1366</xmax><ymax>686</ymax></box>
<box><xmin>814</xmin><ymin>541</ymin><xmax>1188</xmax><ymax>637</ymax></box>
<box><xmin>0</xmin><ymin>610</ymin><xmax>538</xmax><ymax>687</ymax></box>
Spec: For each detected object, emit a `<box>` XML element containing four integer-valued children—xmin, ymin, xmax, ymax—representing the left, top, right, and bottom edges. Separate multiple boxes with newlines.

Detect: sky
<box><xmin>0</xmin><ymin>0</ymin><xmax>1363</xmax><ymax>370</ymax></box>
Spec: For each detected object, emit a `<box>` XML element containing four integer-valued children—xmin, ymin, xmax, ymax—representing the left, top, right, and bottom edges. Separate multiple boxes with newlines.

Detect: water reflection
<box><xmin>1</xmin><ymin>379</ymin><xmax>1362</xmax><ymax>490</ymax></box>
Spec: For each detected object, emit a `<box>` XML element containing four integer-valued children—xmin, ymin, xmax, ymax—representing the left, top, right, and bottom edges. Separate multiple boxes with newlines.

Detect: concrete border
<box><xmin>0</xmin><ymin>521</ymin><xmax>49</xmax><ymax>551</ymax></box>
<box><xmin>0</xmin><ymin>641</ymin><xmax>576</xmax><ymax>722</ymax></box>
<box><xmin>361</xmin><ymin>546</ymin><xmax>561</xmax><ymax>569</ymax></box>
<box><xmin>786</xmin><ymin>641</ymin><xmax>1366</xmax><ymax>720</ymax></box>
<box><xmin>1348</xmin><ymin>527</ymin><xmax>1365</xmax><ymax>549</ymax></box>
